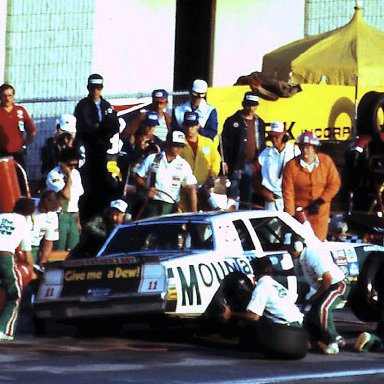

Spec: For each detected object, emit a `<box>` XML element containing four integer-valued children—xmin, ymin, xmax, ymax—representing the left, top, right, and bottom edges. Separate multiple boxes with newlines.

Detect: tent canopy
<box><xmin>261</xmin><ymin>6</ymin><xmax>384</xmax><ymax>87</ymax></box>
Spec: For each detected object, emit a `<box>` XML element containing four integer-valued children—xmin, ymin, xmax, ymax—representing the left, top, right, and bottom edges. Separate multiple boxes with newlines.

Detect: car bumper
<box><xmin>33</xmin><ymin>294</ymin><xmax>166</xmax><ymax>320</ymax></box>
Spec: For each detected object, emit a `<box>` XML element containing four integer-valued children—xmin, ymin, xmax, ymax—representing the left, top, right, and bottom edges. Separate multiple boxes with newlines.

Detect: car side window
<box><xmin>233</xmin><ymin>219</ymin><xmax>255</xmax><ymax>251</ymax></box>
<box><xmin>249</xmin><ymin>217</ymin><xmax>291</xmax><ymax>252</ymax></box>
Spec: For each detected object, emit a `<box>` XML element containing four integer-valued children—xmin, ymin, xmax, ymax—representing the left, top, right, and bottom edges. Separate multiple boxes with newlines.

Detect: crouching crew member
<box><xmin>288</xmin><ymin>234</ymin><xmax>350</xmax><ymax>355</ymax></box>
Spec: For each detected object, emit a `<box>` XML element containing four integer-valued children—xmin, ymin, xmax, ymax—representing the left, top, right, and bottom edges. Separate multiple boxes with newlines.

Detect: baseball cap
<box><xmin>183</xmin><ymin>111</ymin><xmax>199</xmax><ymax>127</ymax></box>
<box><xmin>109</xmin><ymin>199</ymin><xmax>128</xmax><ymax>213</ymax></box>
<box><xmin>191</xmin><ymin>79</ymin><xmax>208</xmax><ymax>95</ymax></box>
<box><xmin>243</xmin><ymin>91</ymin><xmax>260</xmax><ymax>106</ymax></box>
<box><xmin>57</xmin><ymin>114</ymin><xmax>76</xmax><ymax>134</ymax></box>
<box><xmin>269</xmin><ymin>121</ymin><xmax>286</xmax><ymax>136</ymax></box>
<box><xmin>87</xmin><ymin>73</ymin><xmax>104</xmax><ymax>87</ymax></box>
<box><xmin>145</xmin><ymin>111</ymin><xmax>160</xmax><ymax>126</ymax></box>
<box><xmin>168</xmin><ymin>130</ymin><xmax>186</xmax><ymax>147</ymax></box>
<box><xmin>152</xmin><ymin>89</ymin><xmax>168</xmax><ymax>102</ymax></box>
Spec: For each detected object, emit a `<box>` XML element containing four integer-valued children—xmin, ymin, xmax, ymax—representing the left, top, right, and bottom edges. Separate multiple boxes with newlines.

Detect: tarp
<box><xmin>261</xmin><ymin>6</ymin><xmax>384</xmax><ymax>88</ymax></box>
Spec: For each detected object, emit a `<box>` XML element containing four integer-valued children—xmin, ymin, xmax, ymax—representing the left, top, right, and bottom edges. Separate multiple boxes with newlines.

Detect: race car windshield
<box><xmin>98</xmin><ymin>223</ymin><xmax>214</xmax><ymax>256</ymax></box>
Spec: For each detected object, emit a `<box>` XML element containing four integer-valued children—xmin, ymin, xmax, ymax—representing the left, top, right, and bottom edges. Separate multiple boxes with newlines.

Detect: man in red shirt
<box><xmin>0</xmin><ymin>83</ymin><xmax>37</xmax><ymax>167</ymax></box>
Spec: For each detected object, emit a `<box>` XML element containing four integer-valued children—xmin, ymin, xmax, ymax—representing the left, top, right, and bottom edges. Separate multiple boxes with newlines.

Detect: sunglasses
<box><xmin>191</xmin><ymin>92</ymin><xmax>205</xmax><ymax>98</ymax></box>
<box><xmin>66</xmin><ymin>162</ymin><xmax>79</xmax><ymax>168</ymax></box>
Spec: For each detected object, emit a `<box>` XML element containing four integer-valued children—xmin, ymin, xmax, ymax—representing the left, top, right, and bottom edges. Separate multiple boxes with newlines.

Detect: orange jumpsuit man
<box><xmin>283</xmin><ymin>131</ymin><xmax>340</xmax><ymax>240</ymax></box>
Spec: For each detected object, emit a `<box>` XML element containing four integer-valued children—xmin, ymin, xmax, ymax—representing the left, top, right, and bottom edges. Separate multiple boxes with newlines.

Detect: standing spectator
<box><xmin>46</xmin><ymin>148</ymin><xmax>84</xmax><ymax>252</ymax></box>
<box><xmin>121</xmin><ymin>88</ymin><xmax>171</xmax><ymax>143</ymax></box>
<box><xmin>179</xmin><ymin>111</ymin><xmax>221</xmax><ymax>211</ymax></box>
<box><xmin>180</xmin><ymin>111</ymin><xmax>221</xmax><ymax>185</ymax></box>
<box><xmin>0</xmin><ymin>83</ymin><xmax>36</xmax><ymax>168</ymax></box>
<box><xmin>282</xmin><ymin>130</ymin><xmax>341</xmax><ymax>240</ymax></box>
<box><xmin>30</xmin><ymin>190</ymin><xmax>61</xmax><ymax>265</ymax></box>
<box><xmin>172</xmin><ymin>79</ymin><xmax>218</xmax><ymax>140</ymax></box>
<box><xmin>287</xmin><ymin>234</ymin><xmax>349</xmax><ymax>355</ymax></box>
<box><xmin>74</xmin><ymin>74</ymin><xmax>120</xmax><ymax>221</ymax></box>
<box><xmin>69</xmin><ymin>199</ymin><xmax>128</xmax><ymax>259</ymax></box>
<box><xmin>254</xmin><ymin>121</ymin><xmax>300</xmax><ymax>211</ymax></box>
<box><xmin>40</xmin><ymin>114</ymin><xmax>77</xmax><ymax>177</ymax></box>
<box><xmin>222</xmin><ymin>91</ymin><xmax>266</xmax><ymax>208</ymax></box>
<box><xmin>0</xmin><ymin>197</ymin><xmax>35</xmax><ymax>341</ymax></box>
<box><xmin>135</xmin><ymin>131</ymin><xmax>197</xmax><ymax>219</ymax></box>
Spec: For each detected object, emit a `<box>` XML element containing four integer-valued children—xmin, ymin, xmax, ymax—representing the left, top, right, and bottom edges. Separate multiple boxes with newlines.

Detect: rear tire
<box><xmin>356</xmin><ymin>91</ymin><xmax>384</xmax><ymax>139</ymax></box>
<box><xmin>239</xmin><ymin>319</ymin><xmax>308</xmax><ymax>359</ymax></box>
<box><xmin>349</xmin><ymin>252</ymin><xmax>384</xmax><ymax>322</ymax></box>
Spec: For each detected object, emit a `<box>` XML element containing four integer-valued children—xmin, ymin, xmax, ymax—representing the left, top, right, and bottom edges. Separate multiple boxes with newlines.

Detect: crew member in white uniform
<box><xmin>223</xmin><ymin>257</ymin><xmax>303</xmax><ymax>326</ymax></box>
<box><xmin>288</xmin><ymin>234</ymin><xmax>349</xmax><ymax>355</ymax></box>
<box><xmin>46</xmin><ymin>147</ymin><xmax>84</xmax><ymax>251</ymax></box>
<box><xmin>254</xmin><ymin>121</ymin><xmax>300</xmax><ymax>211</ymax></box>
<box><xmin>30</xmin><ymin>190</ymin><xmax>60</xmax><ymax>265</ymax></box>
<box><xmin>135</xmin><ymin>130</ymin><xmax>197</xmax><ymax>218</ymax></box>
<box><xmin>0</xmin><ymin>197</ymin><xmax>35</xmax><ymax>341</ymax></box>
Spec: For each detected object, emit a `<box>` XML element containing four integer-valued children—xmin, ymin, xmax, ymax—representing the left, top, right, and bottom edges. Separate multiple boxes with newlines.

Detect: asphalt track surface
<box><xmin>0</xmin><ymin>309</ymin><xmax>384</xmax><ymax>384</ymax></box>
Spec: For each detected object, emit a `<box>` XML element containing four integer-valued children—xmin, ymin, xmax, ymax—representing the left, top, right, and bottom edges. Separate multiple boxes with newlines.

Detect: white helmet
<box><xmin>297</xmin><ymin>130</ymin><xmax>321</xmax><ymax>146</ymax></box>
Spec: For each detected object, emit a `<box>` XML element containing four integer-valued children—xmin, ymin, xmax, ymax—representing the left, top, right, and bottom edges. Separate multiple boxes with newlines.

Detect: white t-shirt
<box><xmin>299</xmin><ymin>246</ymin><xmax>346</xmax><ymax>289</ymax></box>
<box><xmin>46</xmin><ymin>166</ymin><xmax>84</xmax><ymax>213</ymax></box>
<box><xmin>258</xmin><ymin>142</ymin><xmax>300</xmax><ymax>195</ymax></box>
<box><xmin>0</xmin><ymin>213</ymin><xmax>32</xmax><ymax>253</ymax></box>
<box><xmin>30</xmin><ymin>201</ymin><xmax>59</xmax><ymax>246</ymax></box>
<box><xmin>136</xmin><ymin>152</ymin><xmax>197</xmax><ymax>204</ymax></box>
<box><xmin>246</xmin><ymin>275</ymin><xmax>303</xmax><ymax>324</ymax></box>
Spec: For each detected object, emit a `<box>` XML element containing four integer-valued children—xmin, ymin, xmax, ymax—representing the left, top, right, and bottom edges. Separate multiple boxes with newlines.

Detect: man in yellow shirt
<box><xmin>179</xmin><ymin>111</ymin><xmax>221</xmax><ymax>211</ymax></box>
<box><xmin>180</xmin><ymin>111</ymin><xmax>221</xmax><ymax>185</ymax></box>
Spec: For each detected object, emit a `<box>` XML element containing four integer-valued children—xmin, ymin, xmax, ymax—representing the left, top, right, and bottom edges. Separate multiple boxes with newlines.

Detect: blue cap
<box><xmin>183</xmin><ymin>111</ymin><xmax>199</xmax><ymax>126</ymax></box>
<box><xmin>145</xmin><ymin>111</ymin><xmax>160</xmax><ymax>126</ymax></box>
<box><xmin>151</xmin><ymin>89</ymin><xmax>168</xmax><ymax>102</ymax></box>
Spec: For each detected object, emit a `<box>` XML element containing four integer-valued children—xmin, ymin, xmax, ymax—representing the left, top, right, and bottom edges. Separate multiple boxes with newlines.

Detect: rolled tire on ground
<box><xmin>356</xmin><ymin>91</ymin><xmax>384</xmax><ymax>139</ymax></box>
<box><xmin>239</xmin><ymin>319</ymin><xmax>308</xmax><ymax>360</ymax></box>
<box><xmin>348</xmin><ymin>252</ymin><xmax>383</xmax><ymax>322</ymax></box>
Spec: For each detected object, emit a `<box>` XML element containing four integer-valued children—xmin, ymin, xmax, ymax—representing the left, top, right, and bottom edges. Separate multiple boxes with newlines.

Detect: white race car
<box><xmin>33</xmin><ymin>210</ymin><xmax>383</xmax><ymax>332</ymax></box>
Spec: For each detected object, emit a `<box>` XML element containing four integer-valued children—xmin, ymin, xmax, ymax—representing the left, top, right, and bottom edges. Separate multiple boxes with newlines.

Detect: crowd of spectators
<box><xmin>0</xmin><ymin>74</ymin><xmax>347</xmax><ymax>346</ymax></box>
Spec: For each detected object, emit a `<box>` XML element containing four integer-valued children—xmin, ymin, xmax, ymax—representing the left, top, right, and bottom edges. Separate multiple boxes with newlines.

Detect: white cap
<box><xmin>269</xmin><ymin>121</ymin><xmax>286</xmax><ymax>136</ymax></box>
<box><xmin>191</xmin><ymin>79</ymin><xmax>208</xmax><ymax>94</ymax></box>
<box><xmin>170</xmin><ymin>130</ymin><xmax>186</xmax><ymax>146</ymax></box>
<box><xmin>109</xmin><ymin>199</ymin><xmax>128</xmax><ymax>213</ymax></box>
<box><xmin>57</xmin><ymin>114</ymin><xmax>76</xmax><ymax>134</ymax></box>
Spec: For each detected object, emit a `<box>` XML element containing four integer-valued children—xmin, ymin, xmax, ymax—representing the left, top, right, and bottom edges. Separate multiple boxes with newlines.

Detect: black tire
<box><xmin>356</xmin><ymin>91</ymin><xmax>384</xmax><ymax>139</ymax></box>
<box><xmin>348</xmin><ymin>252</ymin><xmax>384</xmax><ymax>322</ymax></box>
<box><xmin>199</xmin><ymin>272</ymin><xmax>253</xmax><ymax>335</ymax></box>
<box><xmin>239</xmin><ymin>319</ymin><xmax>308</xmax><ymax>359</ymax></box>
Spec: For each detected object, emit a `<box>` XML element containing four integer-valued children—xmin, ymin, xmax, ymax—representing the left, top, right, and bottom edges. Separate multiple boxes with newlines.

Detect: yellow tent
<box><xmin>261</xmin><ymin>5</ymin><xmax>384</xmax><ymax>88</ymax></box>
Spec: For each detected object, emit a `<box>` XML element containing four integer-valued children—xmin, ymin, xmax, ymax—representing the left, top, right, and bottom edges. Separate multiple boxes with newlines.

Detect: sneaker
<box><xmin>0</xmin><ymin>331</ymin><xmax>14</xmax><ymax>341</ymax></box>
<box><xmin>354</xmin><ymin>332</ymin><xmax>371</xmax><ymax>352</ymax></box>
<box><xmin>317</xmin><ymin>341</ymin><xmax>339</xmax><ymax>355</ymax></box>
<box><xmin>336</xmin><ymin>335</ymin><xmax>347</xmax><ymax>348</ymax></box>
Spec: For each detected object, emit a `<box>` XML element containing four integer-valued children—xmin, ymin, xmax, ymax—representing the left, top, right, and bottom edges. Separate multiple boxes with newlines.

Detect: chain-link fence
<box><xmin>19</xmin><ymin>91</ymin><xmax>190</xmax><ymax>186</ymax></box>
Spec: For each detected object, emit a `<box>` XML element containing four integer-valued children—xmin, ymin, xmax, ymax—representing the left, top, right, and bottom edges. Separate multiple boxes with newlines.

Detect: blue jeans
<box><xmin>229</xmin><ymin>163</ymin><xmax>254</xmax><ymax>208</ymax></box>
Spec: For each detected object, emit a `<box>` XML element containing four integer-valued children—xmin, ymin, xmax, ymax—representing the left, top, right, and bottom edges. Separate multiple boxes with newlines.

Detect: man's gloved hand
<box><xmin>305</xmin><ymin>198</ymin><xmax>325</xmax><ymax>215</ymax></box>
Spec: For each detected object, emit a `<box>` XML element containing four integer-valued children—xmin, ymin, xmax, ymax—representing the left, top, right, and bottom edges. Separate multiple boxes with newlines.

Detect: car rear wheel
<box><xmin>349</xmin><ymin>251</ymin><xmax>384</xmax><ymax>322</ymax></box>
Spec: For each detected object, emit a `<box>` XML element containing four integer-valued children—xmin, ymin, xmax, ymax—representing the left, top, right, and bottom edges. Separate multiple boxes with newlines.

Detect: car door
<box><xmin>232</xmin><ymin>217</ymin><xmax>299</xmax><ymax>300</ymax></box>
